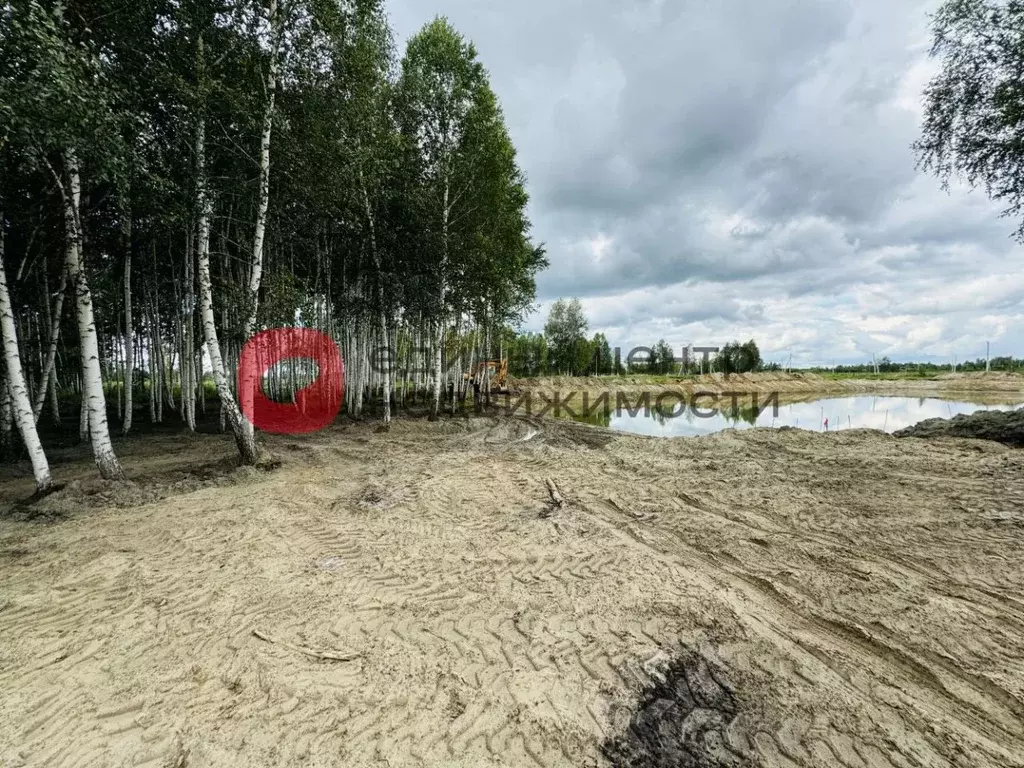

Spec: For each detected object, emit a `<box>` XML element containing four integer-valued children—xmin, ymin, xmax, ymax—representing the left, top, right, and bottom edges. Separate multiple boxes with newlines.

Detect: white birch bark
<box><xmin>59</xmin><ymin>150</ymin><xmax>123</xmax><ymax>479</ymax></box>
<box><xmin>429</xmin><ymin>179</ymin><xmax>450</xmax><ymax>421</ymax></box>
<box><xmin>33</xmin><ymin>265</ymin><xmax>66</xmax><ymax>421</ymax></box>
<box><xmin>195</xmin><ymin>113</ymin><xmax>259</xmax><ymax>465</ymax></box>
<box><xmin>122</xmin><ymin>209</ymin><xmax>134</xmax><ymax>434</ymax></box>
<box><xmin>47</xmin><ymin>366</ymin><xmax>60</xmax><ymax>426</ymax></box>
<box><xmin>180</xmin><ymin>256</ymin><xmax>196</xmax><ymax>431</ymax></box>
<box><xmin>0</xmin><ymin>211</ymin><xmax>53</xmax><ymax>492</ymax></box>
<box><xmin>359</xmin><ymin>177</ymin><xmax>390</xmax><ymax>424</ymax></box>
<box><xmin>147</xmin><ymin>306</ymin><xmax>156</xmax><ymax>424</ymax></box>
<box><xmin>79</xmin><ymin>385</ymin><xmax>88</xmax><ymax>441</ymax></box>
<box><xmin>243</xmin><ymin>0</ymin><xmax>281</xmax><ymax>339</ymax></box>
<box><xmin>0</xmin><ymin>371</ymin><xmax>12</xmax><ymax>456</ymax></box>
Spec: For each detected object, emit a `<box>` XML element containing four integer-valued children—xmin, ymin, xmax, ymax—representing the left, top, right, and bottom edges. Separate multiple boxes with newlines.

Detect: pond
<box><xmin>565</xmin><ymin>394</ymin><xmax>1024</xmax><ymax>438</ymax></box>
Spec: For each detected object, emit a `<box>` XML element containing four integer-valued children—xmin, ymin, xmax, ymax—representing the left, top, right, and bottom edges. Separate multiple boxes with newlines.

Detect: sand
<box><xmin>1</xmin><ymin>415</ymin><xmax>1023</xmax><ymax>767</ymax></box>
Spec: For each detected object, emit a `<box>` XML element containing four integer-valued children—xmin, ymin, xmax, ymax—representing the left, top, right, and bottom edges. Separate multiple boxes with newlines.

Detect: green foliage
<box><xmin>915</xmin><ymin>0</ymin><xmax>1024</xmax><ymax>239</ymax></box>
<box><xmin>715</xmin><ymin>340</ymin><xmax>762</xmax><ymax>375</ymax></box>
<box><xmin>0</xmin><ymin>0</ymin><xmax>544</xmax><ymax>423</ymax></box>
<box><xmin>652</xmin><ymin>339</ymin><xmax>674</xmax><ymax>375</ymax></box>
<box><xmin>507</xmin><ymin>331</ymin><xmax>548</xmax><ymax>377</ymax></box>
<box><xmin>0</xmin><ymin>0</ymin><xmax>121</xmax><ymax>168</ymax></box>
<box><xmin>591</xmin><ymin>333</ymin><xmax>613</xmax><ymax>375</ymax></box>
<box><xmin>543</xmin><ymin>298</ymin><xmax>589</xmax><ymax>375</ymax></box>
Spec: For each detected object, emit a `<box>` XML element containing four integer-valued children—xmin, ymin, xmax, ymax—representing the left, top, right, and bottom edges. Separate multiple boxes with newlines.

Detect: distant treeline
<box><xmin>808</xmin><ymin>357</ymin><xmax>1023</xmax><ymax>375</ymax></box>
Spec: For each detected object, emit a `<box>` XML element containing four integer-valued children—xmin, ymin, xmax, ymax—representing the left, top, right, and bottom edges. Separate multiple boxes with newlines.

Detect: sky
<box><xmin>387</xmin><ymin>0</ymin><xmax>1024</xmax><ymax>368</ymax></box>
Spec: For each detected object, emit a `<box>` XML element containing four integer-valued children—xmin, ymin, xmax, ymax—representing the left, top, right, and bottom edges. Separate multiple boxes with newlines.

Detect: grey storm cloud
<box><xmin>387</xmin><ymin>0</ymin><xmax>1024</xmax><ymax>365</ymax></box>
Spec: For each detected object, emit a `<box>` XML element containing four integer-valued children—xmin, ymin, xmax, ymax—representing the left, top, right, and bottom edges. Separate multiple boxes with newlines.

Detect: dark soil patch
<box><xmin>603</xmin><ymin>652</ymin><xmax>752</xmax><ymax>768</ymax></box>
<box><xmin>895</xmin><ymin>407</ymin><xmax>1024</xmax><ymax>447</ymax></box>
<box><xmin>2</xmin><ymin>457</ymin><xmax>277</xmax><ymax>522</ymax></box>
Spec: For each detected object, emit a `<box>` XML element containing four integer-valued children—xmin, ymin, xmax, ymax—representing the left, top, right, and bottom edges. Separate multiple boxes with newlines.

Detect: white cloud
<box><xmin>387</xmin><ymin>0</ymin><xmax>1024</xmax><ymax>366</ymax></box>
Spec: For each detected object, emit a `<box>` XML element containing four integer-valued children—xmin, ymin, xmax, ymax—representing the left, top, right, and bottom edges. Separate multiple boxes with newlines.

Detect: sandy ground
<box><xmin>1</xmin><ymin>415</ymin><xmax>1024</xmax><ymax>767</ymax></box>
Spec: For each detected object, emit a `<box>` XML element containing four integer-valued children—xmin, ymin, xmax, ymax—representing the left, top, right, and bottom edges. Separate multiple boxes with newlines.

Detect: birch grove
<box><xmin>0</xmin><ymin>1</ymin><xmax>543</xmax><ymax>481</ymax></box>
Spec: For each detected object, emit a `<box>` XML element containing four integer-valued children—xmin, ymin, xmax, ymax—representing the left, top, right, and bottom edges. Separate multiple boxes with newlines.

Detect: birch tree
<box><xmin>54</xmin><ymin>151</ymin><xmax>123</xmax><ymax>479</ymax></box>
<box><xmin>0</xmin><ymin>204</ymin><xmax>52</xmax><ymax>492</ymax></box>
<box><xmin>196</xmin><ymin>107</ymin><xmax>260</xmax><ymax>464</ymax></box>
<box><xmin>0</xmin><ymin>0</ymin><xmax>545</xmax><ymax>453</ymax></box>
<box><xmin>915</xmin><ymin>0</ymin><xmax>1024</xmax><ymax>240</ymax></box>
<box><xmin>1</xmin><ymin>0</ymin><xmax>124</xmax><ymax>478</ymax></box>
<box><xmin>398</xmin><ymin>19</ymin><xmax>487</xmax><ymax>420</ymax></box>
<box><xmin>243</xmin><ymin>0</ymin><xmax>284</xmax><ymax>339</ymax></box>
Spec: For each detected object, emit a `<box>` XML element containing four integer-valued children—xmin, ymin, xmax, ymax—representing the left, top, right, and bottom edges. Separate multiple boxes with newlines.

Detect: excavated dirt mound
<box><xmin>895</xmin><ymin>406</ymin><xmax>1024</xmax><ymax>447</ymax></box>
<box><xmin>1</xmin><ymin>415</ymin><xmax>1024</xmax><ymax>767</ymax></box>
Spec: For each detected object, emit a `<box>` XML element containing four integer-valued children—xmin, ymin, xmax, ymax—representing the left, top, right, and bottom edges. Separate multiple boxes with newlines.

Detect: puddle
<box><xmin>564</xmin><ymin>395</ymin><xmax>1024</xmax><ymax>438</ymax></box>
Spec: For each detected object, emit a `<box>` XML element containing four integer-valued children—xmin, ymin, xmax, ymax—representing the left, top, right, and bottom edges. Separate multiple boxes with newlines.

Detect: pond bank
<box><xmin>511</xmin><ymin>370</ymin><xmax>1024</xmax><ymax>397</ymax></box>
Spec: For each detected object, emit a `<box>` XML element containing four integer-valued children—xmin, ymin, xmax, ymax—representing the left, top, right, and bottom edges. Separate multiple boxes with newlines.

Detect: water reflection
<box><xmin>567</xmin><ymin>396</ymin><xmax>1023</xmax><ymax>438</ymax></box>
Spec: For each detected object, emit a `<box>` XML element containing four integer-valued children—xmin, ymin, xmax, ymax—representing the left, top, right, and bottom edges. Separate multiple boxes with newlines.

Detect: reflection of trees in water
<box><xmin>563</xmin><ymin>396</ymin><xmax>768</xmax><ymax>428</ymax></box>
<box><xmin>725</xmin><ymin>404</ymin><xmax>760</xmax><ymax>426</ymax></box>
<box><xmin>564</xmin><ymin>392</ymin><xmax>1023</xmax><ymax>434</ymax></box>
<box><xmin>572</xmin><ymin>407</ymin><xmax>612</xmax><ymax>428</ymax></box>
<box><xmin>651</xmin><ymin>395</ymin><xmax>688</xmax><ymax>426</ymax></box>
<box><xmin>646</xmin><ymin>400</ymin><xmax>761</xmax><ymax>426</ymax></box>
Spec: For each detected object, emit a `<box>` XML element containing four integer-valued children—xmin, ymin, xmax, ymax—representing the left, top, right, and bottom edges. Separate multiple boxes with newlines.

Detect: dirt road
<box><xmin>1</xmin><ymin>416</ymin><xmax>1023</xmax><ymax>767</ymax></box>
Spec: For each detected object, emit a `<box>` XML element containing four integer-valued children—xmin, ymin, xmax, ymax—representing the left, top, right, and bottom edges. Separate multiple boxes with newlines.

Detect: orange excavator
<box><xmin>464</xmin><ymin>359</ymin><xmax>511</xmax><ymax>395</ymax></box>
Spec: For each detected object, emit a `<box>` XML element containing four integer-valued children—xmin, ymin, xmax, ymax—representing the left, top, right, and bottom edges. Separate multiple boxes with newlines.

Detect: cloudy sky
<box><xmin>388</xmin><ymin>0</ymin><xmax>1024</xmax><ymax>367</ymax></box>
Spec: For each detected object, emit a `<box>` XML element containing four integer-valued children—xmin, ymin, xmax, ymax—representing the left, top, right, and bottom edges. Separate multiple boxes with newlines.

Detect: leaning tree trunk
<box><xmin>0</xmin><ymin>210</ymin><xmax>52</xmax><ymax>492</ymax></box>
<box><xmin>59</xmin><ymin>150</ymin><xmax>123</xmax><ymax>480</ymax></box>
<box><xmin>195</xmin><ymin>114</ymin><xmax>259</xmax><ymax>466</ymax></box>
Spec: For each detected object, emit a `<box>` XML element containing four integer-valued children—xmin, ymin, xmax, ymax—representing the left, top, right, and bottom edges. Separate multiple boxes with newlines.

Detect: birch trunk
<box><xmin>195</xmin><ymin>113</ymin><xmax>259</xmax><ymax>465</ymax></box>
<box><xmin>429</xmin><ymin>180</ymin><xmax>450</xmax><ymax>421</ymax></box>
<box><xmin>0</xmin><ymin>372</ymin><xmax>12</xmax><ymax>457</ymax></box>
<box><xmin>79</xmin><ymin>386</ymin><xmax>88</xmax><ymax>441</ymax></box>
<box><xmin>242</xmin><ymin>0</ymin><xmax>280</xmax><ymax>339</ymax></box>
<box><xmin>60</xmin><ymin>150</ymin><xmax>123</xmax><ymax>479</ymax></box>
<box><xmin>33</xmin><ymin>264</ymin><xmax>66</xmax><ymax>421</ymax></box>
<box><xmin>47</xmin><ymin>366</ymin><xmax>60</xmax><ymax>426</ymax></box>
<box><xmin>147</xmin><ymin>306</ymin><xmax>156</xmax><ymax>424</ymax></box>
<box><xmin>0</xmin><ymin>211</ymin><xmax>52</xmax><ymax>492</ymax></box>
<box><xmin>122</xmin><ymin>207</ymin><xmax>134</xmax><ymax>434</ymax></box>
<box><xmin>354</xmin><ymin>321</ymin><xmax>365</xmax><ymax>417</ymax></box>
<box><xmin>115</xmin><ymin>325</ymin><xmax>122</xmax><ymax>421</ymax></box>
<box><xmin>180</xmin><ymin>251</ymin><xmax>196</xmax><ymax>431</ymax></box>
<box><xmin>359</xmin><ymin>179</ymin><xmax>390</xmax><ymax>425</ymax></box>
<box><xmin>152</xmin><ymin>303</ymin><xmax>164</xmax><ymax>423</ymax></box>
<box><xmin>484</xmin><ymin>308</ymin><xmax>492</xmax><ymax>408</ymax></box>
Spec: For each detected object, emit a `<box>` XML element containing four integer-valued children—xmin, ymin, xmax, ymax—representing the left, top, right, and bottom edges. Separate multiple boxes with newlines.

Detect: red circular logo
<box><xmin>238</xmin><ymin>329</ymin><xmax>344</xmax><ymax>434</ymax></box>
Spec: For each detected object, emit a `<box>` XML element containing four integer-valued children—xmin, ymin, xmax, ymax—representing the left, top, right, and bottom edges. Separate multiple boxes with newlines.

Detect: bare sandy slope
<box><xmin>1</xmin><ymin>417</ymin><xmax>1023</xmax><ymax>767</ymax></box>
